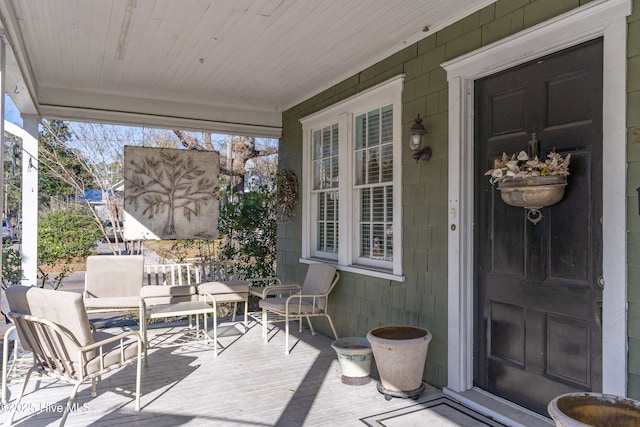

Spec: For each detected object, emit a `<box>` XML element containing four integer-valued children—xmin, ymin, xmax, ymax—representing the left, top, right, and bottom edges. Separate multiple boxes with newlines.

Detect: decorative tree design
<box><xmin>124</xmin><ymin>147</ymin><xmax>219</xmax><ymax>238</ymax></box>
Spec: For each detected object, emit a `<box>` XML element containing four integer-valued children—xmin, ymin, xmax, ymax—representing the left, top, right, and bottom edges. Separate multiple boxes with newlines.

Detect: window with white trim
<box><xmin>312</xmin><ymin>124</ymin><xmax>339</xmax><ymax>259</ymax></box>
<box><xmin>300</xmin><ymin>76</ymin><xmax>404</xmax><ymax>279</ymax></box>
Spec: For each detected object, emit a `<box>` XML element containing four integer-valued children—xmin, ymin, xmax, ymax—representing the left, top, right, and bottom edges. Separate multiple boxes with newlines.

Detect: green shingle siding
<box><xmin>278</xmin><ymin>0</ymin><xmax>633</xmax><ymax>390</ymax></box>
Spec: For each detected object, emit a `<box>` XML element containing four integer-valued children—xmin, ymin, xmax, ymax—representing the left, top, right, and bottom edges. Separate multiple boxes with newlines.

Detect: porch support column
<box><xmin>0</xmin><ymin>39</ymin><xmax>5</xmax><ymax>284</ymax></box>
<box><xmin>20</xmin><ymin>115</ymin><xmax>39</xmax><ymax>286</ymax></box>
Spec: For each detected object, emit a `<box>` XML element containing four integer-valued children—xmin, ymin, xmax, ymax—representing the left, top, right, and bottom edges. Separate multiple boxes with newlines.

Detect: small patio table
<box><xmin>141</xmin><ymin>300</ymin><xmax>216</xmax><ymax>354</ymax></box>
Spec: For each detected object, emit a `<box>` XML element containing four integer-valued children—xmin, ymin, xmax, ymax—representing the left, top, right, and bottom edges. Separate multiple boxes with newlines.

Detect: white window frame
<box><xmin>300</xmin><ymin>75</ymin><xmax>405</xmax><ymax>281</ymax></box>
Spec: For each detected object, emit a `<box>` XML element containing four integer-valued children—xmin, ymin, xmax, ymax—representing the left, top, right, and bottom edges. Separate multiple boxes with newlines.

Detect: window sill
<box><xmin>299</xmin><ymin>258</ymin><xmax>405</xmax><ymax>282</ymax></box>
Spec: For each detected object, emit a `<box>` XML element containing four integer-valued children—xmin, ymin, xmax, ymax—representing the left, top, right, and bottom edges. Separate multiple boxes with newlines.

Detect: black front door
<box><xmin>474</xmin><ymin>39</ymin><xmax>603</xmax><ymax>415</ymax></box>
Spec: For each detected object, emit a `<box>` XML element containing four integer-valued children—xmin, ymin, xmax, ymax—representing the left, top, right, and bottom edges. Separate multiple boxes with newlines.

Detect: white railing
<box><xmin>144</xmin><ymin>263</ymin><xmax>201</xmax><ymax>286</ymax></box>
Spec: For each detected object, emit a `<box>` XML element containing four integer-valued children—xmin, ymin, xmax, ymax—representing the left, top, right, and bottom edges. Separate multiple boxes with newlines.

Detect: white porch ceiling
<box><xmin>0</xmin><ymin>0</ymin><xmax>494</xmax><ymax>137</ymax></box>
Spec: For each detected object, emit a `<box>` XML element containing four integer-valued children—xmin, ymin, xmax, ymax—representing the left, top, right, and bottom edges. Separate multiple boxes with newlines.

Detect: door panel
<box><xmin>474</xmin><ymin>39</ymin><xmax>603</xmax><ymax>416</ymax></box>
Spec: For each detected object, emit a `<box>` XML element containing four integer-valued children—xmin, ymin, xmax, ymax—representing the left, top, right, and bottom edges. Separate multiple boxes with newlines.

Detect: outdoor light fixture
<box><xmin>408</xmin><ymin>114</ymin><xmax>431</xmax><ymax>162</ymax></box>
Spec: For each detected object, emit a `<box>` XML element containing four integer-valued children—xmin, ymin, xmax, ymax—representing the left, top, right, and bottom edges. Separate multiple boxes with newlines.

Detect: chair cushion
<box><xmin>302</xmin><ymin>264</ymin><xmax>337</xmax><ymax>296</ymax></box>
<box><xmin>6</xmin><ymin>286</ymin><xmax>95</xmax><ymax>358</ymax></box>
<box><xmin>259</xmin><ymin>297</ymin><xmax>323</xmax><ymax>315</ymax></box>
<box><xmin>197</xmin><ymin>281</ymin><xmax>249</xmax><ymax>294</ymax></box>
<box><xmin>84</xmin><ymin>296</ymin><xmax>140</xmax><ymax>310</ymax></box>
<box><xmin>140</xmin><ymin>284</ymin><xmax>198</xmax><ymax>306</ymax></box>
<box><xmin>85</xmin><ymin>255</ymin><xmax>144</xmax><ymax>298</ymax></box>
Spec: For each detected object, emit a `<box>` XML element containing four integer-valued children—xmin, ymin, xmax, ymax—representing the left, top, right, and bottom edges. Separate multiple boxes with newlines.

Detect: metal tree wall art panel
<box><xmin>123</xmin><ymin>146</ymin><xmax>220</xmax><ymax>240</ymax></box>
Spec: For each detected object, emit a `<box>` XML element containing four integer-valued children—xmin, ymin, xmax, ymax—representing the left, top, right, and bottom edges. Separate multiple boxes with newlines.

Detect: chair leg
<box><xmin>6</xmin><ymin>367</ymin><xmax>35</xmax><ymax>426</ymax></box>
<box><xmin>213</xmin><ymin>307</ymin><xmax>218</xmax><ymax>357</ymax></box>
<box><xmin>262</xmin><ymin>310</ymin><xmax>268</xmax><ymax>342</ymax></box>
<box><xmin>135</xmin><ymin>348</ymin><xmax>142</xmax><ymax>412</ymax></box>
<box><xmin>140</xmin><ymin>307</ymin><xmax>149</xmax><ymax>366</ymax></box>
<box><xmin>306</xmin><ymin>316</ymin><xmax>315</xmax><ymax>335</ymax></box>
<box><xmin>285</xmin><ymin>316</ymin><xmax>290</xmax><ymax>355</ymax></box>
<box><xmin>60</xmin><ymin>380</ymin><xmax>83</xmax><ymax>426</ymax></box>
<box><xmin>243</xmin><ymin>297</ymin><xmax>248</xmax><ymax>330</ymax></box>
<box><xmin>232</xmin><ymin>302</ymin><xmax>238</xmax><ymax>322</ymax></box>
<box><xmin>2</xmin><ymin>326</ymin><xmax>16</xmax><ymax>404</ymax></box>
<box><xmin>91</xmin><ymin>378</ymin><xmax>97</xmax><ymax>397</ymax></box>
<box><xmin>326</xmin><ymin>315</ymin><xmax>339</xmax><ymax>340</ymax></box>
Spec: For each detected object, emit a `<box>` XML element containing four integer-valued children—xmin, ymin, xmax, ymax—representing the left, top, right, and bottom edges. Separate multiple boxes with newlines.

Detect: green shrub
<box><xmin>38</xmin><ymin>208</ymin><xmax>101</xmax><ymax>288</ymax></box>
<box><xmin>219</xmin><ymin>187</ymin><xmax>276</xmax><ymax>279</ymax></box>
<box><xmin>2</xmin><ymin>245</ymin><xmax>23</xmax><ymax>287</ymax></box>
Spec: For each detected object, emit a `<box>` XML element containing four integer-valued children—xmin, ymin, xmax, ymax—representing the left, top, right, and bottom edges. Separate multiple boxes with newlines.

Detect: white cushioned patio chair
<box><xmin>256</xmin><ymin>263</ymin><xmax>340</xmax><ymax>354</ymax></box>
<box><xmin>4</xmin><ymin>286</ymin><xmax>143</xmax><ymax>426</ymax></box>
<box><xmin>83</xmin><ymin>255</ymin><xmax>145</xmax><ymax>315</ymax></box>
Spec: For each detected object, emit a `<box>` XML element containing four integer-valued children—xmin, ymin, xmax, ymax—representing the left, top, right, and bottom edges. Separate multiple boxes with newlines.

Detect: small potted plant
<box><xmin>485</xmin><ymin>150</ymin><xmax>570</xmax><ymax>224</ymax></box>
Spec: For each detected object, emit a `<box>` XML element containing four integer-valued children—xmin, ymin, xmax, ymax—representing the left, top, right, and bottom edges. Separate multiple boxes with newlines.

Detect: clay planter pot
<box><xmin>367</xmin><ymin>326</ymin><xmax>431</xmax><ymax>398</ymax></box>
<box><xmin>331</xmin><ymin>337</ymin><xmax>373</xmax><ymax>386</ymax></box>
<box><xmin>548</xmin><ymin>392</ymin><xmax>640</xmax><ymax>427</ymax></box>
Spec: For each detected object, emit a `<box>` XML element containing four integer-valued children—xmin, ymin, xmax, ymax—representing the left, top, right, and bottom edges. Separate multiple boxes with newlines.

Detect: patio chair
<box><xmin>256</xmin><ymin>263</ymin><xmax>340</xmax><ymax>354</ymax></box>
<box><xmin>4</xmin><ymin>286</ymin><xmax>143</xmax><ymax>426</ymax></box>
<box><xmin>83</xmin><ymin>255</ymin><xmax>145</xmax><ymax>315</ymax></box>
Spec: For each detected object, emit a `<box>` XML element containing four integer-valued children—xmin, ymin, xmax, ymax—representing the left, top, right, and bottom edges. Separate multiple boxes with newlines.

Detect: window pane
<box><xmin>386</xmin><ymin>185</ymin><xmax>393</xmax><ymax>221</ymax></box>
<box><xmin>372</xmin><ymin>224</ymin><xmax>384</xmax><ymax>259</ymax></box>
<box><xmin>322</xmin><ymin>127</ymin><xmax>331</xmax><ymax>157</ymax></box>
<box><xmin>313</xmin><ymin>130</ymin><xmax>321</xmax><ymax>160</ymax></box>
<box><xmin>367</xmin><ymin>147</ymin><xmax>380</xmax><ymax>184</ymax></box>
<box><xmin>355</xmin><ymin>150</ymin><xmax>365</xmax><ymax>185</ymax></box>
<box><xmin>326</xmin><ymin>222</ymin><xmax>335</xmax><ymax>252</ymax></box>
<box><xmin>356</xmin><ymin>114</ymin><xmax>366</xmax><ymax>149</ymax></box>
<box><xmin>368</xmin><ymin>110</ymin><xmax>380</xmax><ymax>146</ymax></box>
<box><xmin>361</xmin><ymin>188</ymin><xmax>371</xmax><ymax>222</ymax></box>
<box><xmin>381</xmin><ymin>105</ymin><xmax>393</xmax><ymax>144</ymax></box>
<box><xmin>331</xmin><ymin>157</ymin><xmax>339</xmax><ymax>188</ymax></box>
<box><xmin>313</xmin><ymin>159</ymin><xmax>321</xmax><ymax>190</ymax></box>
<box><xmin>372</xmin><ymin>187</ymin><xmax>384</xmax><ymax>222</ymax></box>
<box><xmin>386</xmin><ymin>225</ymin><xmax>393</xmax><ymax>260</ymax></box>
<box><xmin>332</xmin><ymin>124</ymin><xmax>339</xmax><ymax>156</ymax></box>
<box><xmin>317</xmin><ymin>194</ymin><xmax>325</xmax><ymax>220</ymax></box>
<box><xmin>381</xmin><ymin>144</ymin><xmax>393</xmax><ymax>182</ymax></box>
<box><xmin>361</xmin><ymin>224</ymin><xmax>370</xmax><ymax>258</ymax></box>
<box><xmin>317</xmin><ymin>222</ymin><xmax>325</xmax><ymax>251</ymax></box>
<box><xmin>326</xmin><ymin>193</ymin><xmax>335</xmax><ymax>221</ymax></box>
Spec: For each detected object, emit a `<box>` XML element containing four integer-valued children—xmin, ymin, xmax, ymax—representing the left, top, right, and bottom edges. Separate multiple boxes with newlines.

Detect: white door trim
<box><xmin>442</xmin><ymin>0</ymin><xmax>631</xmax><ymax>396</ymax></box>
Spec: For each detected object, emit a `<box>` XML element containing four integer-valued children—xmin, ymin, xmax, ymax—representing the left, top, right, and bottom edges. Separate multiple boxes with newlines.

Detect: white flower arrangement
<box><xmin>485</xmin><ymin>150</ymin><xmax>570</xmax><ymax>185</ymax></box>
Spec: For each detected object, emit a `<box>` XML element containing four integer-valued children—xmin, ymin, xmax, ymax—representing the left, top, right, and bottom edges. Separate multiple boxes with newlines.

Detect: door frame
<box><xmin>442</xmin><ymin>0</ymin><xmax>630</xmax><ymax>397</ymax></box>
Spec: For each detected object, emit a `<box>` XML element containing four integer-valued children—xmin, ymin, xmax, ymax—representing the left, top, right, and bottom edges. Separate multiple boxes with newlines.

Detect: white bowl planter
<box><xmin>331</xmin><ymin>337</ymin><xmax>373</xmax><ymax>385</ymax></box>
<box><xmin>548</xmin><ymin>392</ymin><xmax>640</xmax><ymax>427</ymax></box>
<box><xmin>367</xmin><ymin>325</ymin><xmax>431</xmax><ymax>400</ymax></box>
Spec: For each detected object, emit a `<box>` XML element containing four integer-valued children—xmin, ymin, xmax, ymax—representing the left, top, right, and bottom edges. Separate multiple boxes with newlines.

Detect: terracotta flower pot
<box><xmin>548</xmin><ymin>392</ymin><xmax>640</xmax><ymax>427</ymax></box>
<box><xmin>331</xmin><ymin>337</ymin><xmax>373</xmax><ymax>385</ymax></box>
<box><xmin>367</xmin><ymin>325</ymin><xmax>431</xmax><ymax>398</ymax></box>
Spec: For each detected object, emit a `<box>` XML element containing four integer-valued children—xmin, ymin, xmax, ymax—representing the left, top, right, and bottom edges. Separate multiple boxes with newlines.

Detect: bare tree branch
<box><xmin>173</xmin><ymin>130</ymin><xmax>204</xmax><ymax>150</ymax></box>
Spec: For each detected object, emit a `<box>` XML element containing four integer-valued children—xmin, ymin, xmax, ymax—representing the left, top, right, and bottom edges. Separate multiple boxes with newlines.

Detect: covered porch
<box><xmin>0</xmin><ymin>312</ymin><xmax>538</xmax><ymax>426</ymax></box>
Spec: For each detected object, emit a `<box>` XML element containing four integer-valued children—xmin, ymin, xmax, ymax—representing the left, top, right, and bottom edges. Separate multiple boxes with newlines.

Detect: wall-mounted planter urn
<box><xmin>498</xmin><ymin>175</ymin><xmax>567</xmax><ymax>224</ymax></box>
<box><xmin>367</xmin><ymin>325</ymin><xmax>431</xmax><ymax>400</ymax></box>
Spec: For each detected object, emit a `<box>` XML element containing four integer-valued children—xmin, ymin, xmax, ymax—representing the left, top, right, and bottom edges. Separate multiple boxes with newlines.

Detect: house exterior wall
<box><xmin>279</xmin><ymin>0</ymin><xmax>639</xmax><ymax>391</ymax></box>
<box><xmin>627</xmin><ymin>0</ymin><xmax>640</xmax><ymax>399</ymax></box>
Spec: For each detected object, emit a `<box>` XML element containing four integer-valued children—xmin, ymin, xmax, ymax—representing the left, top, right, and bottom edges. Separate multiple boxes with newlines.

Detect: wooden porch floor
<box><xmin>0</xmin><ymin>315</ymin><xmax>507</xmax><ymax>426</ymax></box>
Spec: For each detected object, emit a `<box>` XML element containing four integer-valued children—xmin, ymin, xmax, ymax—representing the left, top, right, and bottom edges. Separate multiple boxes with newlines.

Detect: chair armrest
<box><xmin>82</xmin><ymin>330</ymin><xmax>142</xmax><ymax>353</ymax></box>
<box><xmin>284</xmin><ymin>293</ymin><xmax>327</xmax><ymax>314</ymax></box>
<box><xmin>80</xmin><ymin>330</ymin><xmax>144</xmax><ymax>376</ymax></box>
<box><xmin>252</xmin><ymin>284</ymin><xmax>301</xmax><ymax>299</ymax></box>
<box><xmin>247</xmin><ymin>277</ymin><xmax>281</xmax><ymax>285</ymax></box>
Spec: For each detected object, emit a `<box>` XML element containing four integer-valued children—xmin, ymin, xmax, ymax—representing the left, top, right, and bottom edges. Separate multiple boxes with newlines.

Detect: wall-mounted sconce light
<box><xmin>408</xmin><ymin>114</ymin><xmax>431</xmax><ymax>162</ymax></box>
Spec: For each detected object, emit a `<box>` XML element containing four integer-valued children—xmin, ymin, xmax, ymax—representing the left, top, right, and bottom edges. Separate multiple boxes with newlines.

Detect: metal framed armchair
<box><xmin>4</xmin><ymin>286</ymin><xmax>143</xmax><ymax>426</ymax></box>
<box><xmin>255</xmin><ymin>263</ymin><xmax>340</xmax><ymax>354</ymax></box>
<box><xmin>83</xmin><ymin>255</ymin><xmax>145</xmax><ymax>315</ymax></box>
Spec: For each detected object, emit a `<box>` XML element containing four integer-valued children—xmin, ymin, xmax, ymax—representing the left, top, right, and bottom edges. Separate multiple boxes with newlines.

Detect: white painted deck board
<box><xmin>1</xmin><ymin>316</ymin><xmax>445</xmax><ymax>426</ymax></box>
